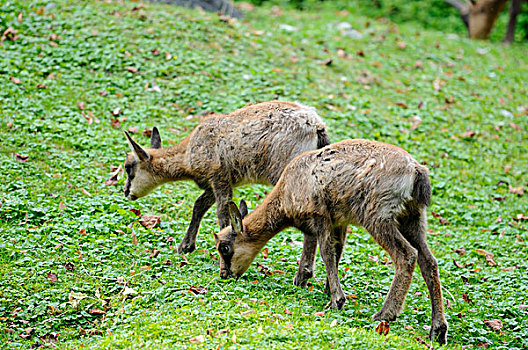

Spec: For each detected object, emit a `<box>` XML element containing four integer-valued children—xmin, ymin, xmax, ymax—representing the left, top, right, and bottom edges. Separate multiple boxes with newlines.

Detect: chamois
<box><xmin>123</xmin><ymin>101</ymin><xmax>330</xmax><ymax>253</ymax></box>
<box><xmin>214</xmin><ymin>139</ymin><xmax>448</xmax><ymax>344</ymax></box>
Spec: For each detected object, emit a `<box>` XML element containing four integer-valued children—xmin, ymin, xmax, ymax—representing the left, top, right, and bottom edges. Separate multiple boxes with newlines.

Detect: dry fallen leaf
<box><xmin>80</xmin><ymin>188</ymin><xmax>91</xmax><ymax>197</ymax></box>
<box><xmin>284</xmin><ymin>309</ymin><xmax>292</xmax><ymax>315</ymax></box>
<box><xmin>509</xmin><ymin>186</ymin><xmax>524</xmax><ymax>196</ymax></box>
<box><xmin>139</xmin><ymin>215</ymin><xmax>161</xmax><ymax>229</ymax></box>
<box><xmin>483</xmin><ymin>319</ymin><xmax>503</xmax><ymax>331</ymax></box>
<box><xmin>10</xmin><ymin>76</ymin><xmax>22</xmax><ymax>84</ymax></box>
<box><xmin>2</xmin><ymin>27</ymin><xmax>18</xmax><ymax>42</ymax></box>
<box><xmin>462</xmin><ymin>293</ymin><xmax>473</xmax><ymax>304</ymax></box>
<box><xmin>375</xmin><ymin>320</ymin><xmax>390</xmax><ymax>336</ymax></box>
<box><xmin>189</xmin><ymin>335</ymin><xmax>205</xmax><ymax>344</ymax></box>
<box><xmin>46</xmin><ymin>271</ymin><xmax>58</xmax><ymax>282</ymax></box>
<box><xmin>14</xmin><ymin>153</ymin><xmax>29</xmax><ymax>162</ymax></box>
<box><xmin>88</xmin><ymin>308</ymin><xmax>106</xmax><ymax>315</ymax></box>
<box><xmin>262</xmin><ymin>247</ymin><xmax>269</xmax><ymax>258</ymax></box>
<box><xmin>189</xmin><ymin>286</ymin><xmax>208</xmax><ymax>295</ymax></box>
<box><xmin>313</xmin><ymin>311</ymin><xmax>324</xmax><ymax>317</ymax></box>
<box><xmin>460</xmin><ymin>131</ymin><xmax>476</xmax><ymax>138</ymax></box>
<box><xmin>125</xmin><ymin>66</ymin><xmax>138</xmax><ymax>73</ymax></box>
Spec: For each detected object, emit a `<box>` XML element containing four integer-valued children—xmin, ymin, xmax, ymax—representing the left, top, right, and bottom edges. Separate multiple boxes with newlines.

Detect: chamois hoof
<box><xmin>372</xmin><ymin>309</ymin><xmax>397</xmax><ymax>322</ymax></box>
<box><xmin>293</xmin><ymin>271</ymin><xmax>313</xmax><ymax>288</ymax></box>
<box><xmin>177</xmin><ymin>241</ymin><xmax>196</xmax><ymax>254</ymax></box>
<box><xmin>430</xmin><ymin>322</ymin><xmax>448</xmax><ymax>345</ymax></box>
<box><xmin>329</xmin><ymin>295</ymin><xmax>346</xmax><ymax>310</ymax></box>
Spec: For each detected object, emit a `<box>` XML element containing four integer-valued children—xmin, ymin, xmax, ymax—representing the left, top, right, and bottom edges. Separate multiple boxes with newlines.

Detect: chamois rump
<box><xmin>123</xmin><ymin>101</ymin><xmax>330</xmax><ymax>253</ymax></box>
<box><xmin>214</xmin><ymin>139</ymin><xmax>448</xmax><ymax>344</ymax></box>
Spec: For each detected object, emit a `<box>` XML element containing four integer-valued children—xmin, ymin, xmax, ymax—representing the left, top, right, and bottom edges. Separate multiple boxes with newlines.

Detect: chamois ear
<box><xmin>239</xmin><ymin>199</ymin><xmax>248</xmax><ymax>219</ymax></box>
<box><xmin>124</xmin><ymin>131</ymin><xmax>150</xmax><ymax>162</ymax></box>
<box><xmin>228</xmin><ymin>201</ymin><xmax>244</xmax><ymax>234</ymax></box>
<box><xmin>150</xmin><ymin>126</ymin><xmax>162</xmax><ymax>149</ymax></box>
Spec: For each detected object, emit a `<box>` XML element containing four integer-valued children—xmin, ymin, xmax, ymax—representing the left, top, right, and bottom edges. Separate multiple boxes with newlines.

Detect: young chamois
<box><xmin>123</xmin><ymin>101</ymin><xmax>330</xmax><ymax>253</ymax></box>
<box><xmin>214</xmin><ymin>139</ymin><xmax>448</xmax><ymax>344</ymax></box>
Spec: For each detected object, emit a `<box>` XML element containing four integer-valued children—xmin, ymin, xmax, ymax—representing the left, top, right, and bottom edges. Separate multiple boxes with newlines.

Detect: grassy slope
<box><xmin>0</xmin><ymin>0</ymin><xmax>527</xmax><ymax>349</ymax></box>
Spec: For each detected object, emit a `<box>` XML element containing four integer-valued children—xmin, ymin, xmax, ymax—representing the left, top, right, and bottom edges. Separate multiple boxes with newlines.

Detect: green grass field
<box><xmin>1</xmin><ymin>0</ymin><xmax>527</xmax><ymax>348</ymax></box>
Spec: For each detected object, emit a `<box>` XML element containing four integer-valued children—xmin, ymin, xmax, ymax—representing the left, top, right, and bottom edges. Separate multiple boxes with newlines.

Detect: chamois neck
<box><xmin>150</xmin><ymin>137</ymin><xmax>191</xmax><ymax>181</ymax></box>
<box><xmin>243</xmin><ymin>189</ymin><xmax>289</xmax><ymax>248</ymax></box>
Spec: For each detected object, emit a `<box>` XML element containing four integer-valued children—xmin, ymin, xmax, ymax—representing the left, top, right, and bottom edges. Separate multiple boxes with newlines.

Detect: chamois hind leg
<box><xmin>324</xmin><ymin>226</ymin><xmax>347</xmax><ymax>296</ymax></box>
<box><xmin>211</xmin><ymin>181</ymin><xmax>233</xmax><ymax>229</ymax></box>
<box><xmin>294</xmin><ymin>232</ymin><xmax>317</xmax><ymax>288</ymax></box>
<box><xmin>367</xmin><ymin>219</ymin><xmax>417</xmax><ymax>322</ymax></box>
<box><xmin>311</xmin><ymin>216</ymin><xmax>346</xmax><ymax>309</ymax></box>
<box><xmin>178</xmin><ymin>188</ymin><xmax>215</xmax><ymax>254</ymax></box>
<box><xmin>400</xmin><ymin>209</ymin><xmax>448</xmax><ymax>344</ymax></box>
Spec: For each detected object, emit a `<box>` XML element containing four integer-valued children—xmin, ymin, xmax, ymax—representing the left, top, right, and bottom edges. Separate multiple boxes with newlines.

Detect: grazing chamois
<box><xmin>214</xmin><ymin>139</ymin><xmax>448</xmax><ymax>344</ymax></box>
<box><xmin>123</xmin><ymin>101</ymin><xmax>330</xmax><ymax>253</ymax></box>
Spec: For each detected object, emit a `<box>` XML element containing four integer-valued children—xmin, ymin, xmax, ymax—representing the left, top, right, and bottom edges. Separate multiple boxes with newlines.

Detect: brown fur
<box><xmin>215</xmin><ymin>139</ymin><xmax>448</xmax><ymax>344</ymax></box>
<box><xmin>123</xmin><ymin>101</ymin><xmax>330</xmax><ymax>253</ymax></box>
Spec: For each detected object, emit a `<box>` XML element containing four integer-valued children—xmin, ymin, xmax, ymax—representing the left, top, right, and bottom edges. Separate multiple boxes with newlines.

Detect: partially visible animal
<box><xmin>446</xmin><ymin>0</ymin><xmax>526</xmax><ymax>43</ymax></box>
<box><xmin>123</xmin><ymin>101</ymin><xmax>330</xmax><ymax>253</ymax></box>
<box><xmin>214</xmin><ymin>139</ymin><xmax>448</xmax><ymax>344</ymax></box>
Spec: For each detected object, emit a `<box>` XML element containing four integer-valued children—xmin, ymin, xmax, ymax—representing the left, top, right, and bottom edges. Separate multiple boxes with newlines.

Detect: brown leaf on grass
<box><xmin>77</xmin><ymin>101</ymin><xmax>86</xmax><ymax>110</ymax></box>
<box><xmin>431</xmin><ymin>211</ymin><xmax>448</xmax><ymax>225</ymax></box>
<box><xmin>125</xmin><ymin>66</ymin><xmax>138</xmax><ymax>73</ymax></box>
<box><xmin>143</xmin><ymin>128</ymin><xmax>153</xmax><ymax>137</ymax></box>
<box><xmin>140</xmin><ymin>266</ymin><xmax>152</xmax><ymax>271</ymax></box>
<box><xmin>89</xmin><ymin>308</ymin><xmax>106</xmax><ymax>315</ymax></box>
<box><xmin>475</xmin><ymin>249</ymin><xmax>493</xmax><ymax>257</ymax></box>
<box><xmin>284</xmin><ymin>309</ymin><xmax>293</xmax><ymax>315</ymax></box>
<box><xmin>215</xmin><ymin>328</ymin><xmax>230</xmax><ymax>336</ymax></box>
<box><xmin>462</xmin><ymin>293</ymin><xmax>473</xmax><ymax>304</ymax></box>
<box><xmin>375</xmin><ymin>320</ymin><xmax>390</xmax><ymax>336</ymax></box>
<box><xmin>368</xmin><ymin>254</ymin><xmax>379</xmax><ymax>263</ymax></box>
<box><xmin>139</xmin><ymin>215</ymin><xmax>161</xmax><ymax>229</ymax></box>
<box><xmin>454</xmin><ymin>248</ymin><xmax>466</xmax><ymax>256</ymax></box>
<box><xmin>14</xmin><ymin>153</ymin><xmax>29</xmax><ymax>162</ymax></box>
<box><xmin>460</xmin><ymin>131</ymin><xmax>476</xmax><ymax>138</ymax></box>
<box><xmin>127</xmin><ymin>126</ymin><xmax>139</xmax><ymax>133</ymax></box>
<box><xmin>483</xmin><ymin>319</ymin><xmax>503</xmax><ymax>331</ymax></box>
<box><xmin>189</xmin><ymin>286</ymin><xmax>207</xmax><ymax>295</ymax></box>
<box><xmin>110</xmin><ymin>118</ymin><xmax>122</xmax><ymax>129</ymax></box>
<box><xmin>395</xmin><ymin>102</ymin><xmax>408</xmax><ymax>109</ymax></box>
<box><xmin>36</xmin><ymin>83</ymin><xmax>48</xmax><ymax>89</ymax></box>
<box><xmin>509</xmin><ymin>186</ymin><xmax>524</xmax><ymax>196</ymax></box>
<box><xmin>189</xmin><ymin>335</ymin><xmax>205</xmax><ymax>344</ymax></box>
<box><xmin>132</xmin><ymin>231</ymin><xmax>137</xmax><ymax>246</ymax></box>
<box><xmin>453</xmin><ymin>259</ymin><xmax>464</xmax><ymax>268</ymax></box>
<box><xmin>10</xmin><ymin>76</ymin><xmax>22</xmax><ymax>84</ymax></box>
<box><xmin>2</xmin><ymin>27</ymin><xmax>18</xmax><ymax>42</ymax></box>
<box><xmin>433</xmin><ymin>77</ymin><xmax>444</xmax><ymax>91</ymax></box>
<box><xmin>515</xmin><ymin>213</ymin><xmax>528</xmax><ymax>221</ymax></box>
<box><xmin>129</xmin><ymin>208</ymin><xmax>141</xmax><ymax>217</ymax></box>
<box><xmin>262</xmin><ymin>247</ymin><xmax>269</xmax><ymax>258</ymax></box>
<box><xmin>79</xmin><ymin>228</ymin><xmax>87</xmax><ymax>237</ymax></box>
<box><xmin>313</xmin><ymin>311</ymin><xmax>324</xmax><ymax>317</ymax></box>
<box><xmin>413</xmin><ymin>60</ymin><xmax>423</xmax><ymax>69</ymax></box>
<box><xmin>149</xmin><ymin>249</ymin><xmax>160</xmax><ymax>259</ymax></box>
<box><xmin>80</xmin><ymin>188</ymin><xmax>92</xmax><ymax>197</ymax></box>
<box><xmin>509</xmin><ymin>123</ymin><xmax>520</xmax><ymax>131</ymax></box>
<box><xmin>241</xmin><ymin>310</ymin><xmax>255</xmax><ymax>316</ymax></box>
<box><xmin>64</xmin><ymin>262</ymin><xmax>75</xmax><ymax>270</ymax></box>
<box><xmin>104</xmin><ymin>165</ymin><xmax>123</xmax><ymax>186</ymax></box>
<box><xmin>47</xmin><ymin>271</ymin><xmax>58</xmax><ymax>282</ymax></box>
<box><xmin>397</xmin><ymin>41</ymin><xmax>406</xmax><ymax>49</ymax></box>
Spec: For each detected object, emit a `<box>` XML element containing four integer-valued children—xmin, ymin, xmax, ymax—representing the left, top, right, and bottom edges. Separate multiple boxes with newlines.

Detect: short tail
<box><xmin>317</xmin><ymin>128</ymin><xmax>330</xmax><ymax>149</ymax></box>
<box><xmin>412</xmin><ymin>167</ymin><xmax>431</xmax><ymax>207</ymax></box>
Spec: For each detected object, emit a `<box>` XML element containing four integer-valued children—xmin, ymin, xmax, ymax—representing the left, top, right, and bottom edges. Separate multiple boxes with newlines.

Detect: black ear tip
<box><xmin>153</xmin><ymin>126</ymin><xmax>159</xmax><ymax>132</ymax></box>
<box><xmin>240</xmin><ymin>199</ymin><xmax>247</xmax><ymax>206</ymax></box>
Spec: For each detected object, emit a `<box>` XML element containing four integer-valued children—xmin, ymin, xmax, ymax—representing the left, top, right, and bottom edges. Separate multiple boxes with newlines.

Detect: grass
<box><xmin>1</xmin><ymin>0</ymin><xmax>527</xmax><ymax>348</ymax></box>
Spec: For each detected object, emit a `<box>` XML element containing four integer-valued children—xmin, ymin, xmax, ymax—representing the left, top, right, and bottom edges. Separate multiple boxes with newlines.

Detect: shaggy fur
<box><xmin>214</xmin><ymin>139</ymin><xmax>448</xmax><ymax>344</ymax></box>
<box><xmin>123</xmin><ymin>101</ymin><xmax>329</xmax><ymax>253</ymax></box>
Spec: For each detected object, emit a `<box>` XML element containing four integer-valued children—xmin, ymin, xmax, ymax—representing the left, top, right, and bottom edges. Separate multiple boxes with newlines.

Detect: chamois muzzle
<box><xmin>220</xmin><ymin>269</ymin><xmax>232</xmax><ymax>279</ymax></box>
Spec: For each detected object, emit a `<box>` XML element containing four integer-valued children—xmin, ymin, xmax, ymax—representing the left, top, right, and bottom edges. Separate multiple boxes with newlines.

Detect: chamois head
<box><xmin>214</xmin><ymin>200</ymin><xmax>254</xmax><ymax>279</ymax></box>
<box><xmin>123</xmin><ymin>127</ymin><xmax>162</xmax><ymax>200</ymax></box>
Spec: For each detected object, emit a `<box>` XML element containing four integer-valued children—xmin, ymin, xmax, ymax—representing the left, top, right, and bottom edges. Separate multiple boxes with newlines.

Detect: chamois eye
<box><xmin>220</xmin><ymin>245</ymin><xmax>231</xmax><ymax>256</ymax></box>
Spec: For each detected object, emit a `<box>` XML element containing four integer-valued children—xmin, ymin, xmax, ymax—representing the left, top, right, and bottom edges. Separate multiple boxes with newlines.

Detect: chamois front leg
<box><xmin>178</xmin><ymin>189</ymin><xmax>216</xmax><ymax>254</ymax></box>
<box><xmin>212</xmin><ymin>181</ymin><xmax>233</xmax><ymax>229</ymax></box>
<box><xmin>313</xmin><ymin>217</ymin><xmax>346</xmax><ymax>309</ymax></box>
<box><xmin>293</xmin><ymin>232</ymin><xmax>317</xmax><ymax>288</ymax></box>
<box><xmin>368</xmin><ymin>219</ymin><xmax>417</xmax><ymax>322</ymax></box>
